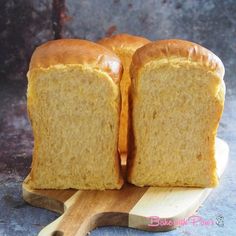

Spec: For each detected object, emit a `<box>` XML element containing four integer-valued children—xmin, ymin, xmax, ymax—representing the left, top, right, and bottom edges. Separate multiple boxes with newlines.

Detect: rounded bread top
<box><xmin>97</xmin><ymin>33</ymin><xmax>151</xmax><ymax>53</ymax></box>
<box><xmin>29</xmin><ymin>39</ymin><xmax>123</xmax><ymax>84</ymax></box>
<box><xmin>130</xmin><ymin>39</ymin><xmax>225</xmax><ymax>80</ymax></box>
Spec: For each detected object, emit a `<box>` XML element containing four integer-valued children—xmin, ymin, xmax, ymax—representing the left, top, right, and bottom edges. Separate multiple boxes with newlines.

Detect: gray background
<box><xmin>0</xmin><ymin>0</ymin><xmax>235</xmax><ymax>235</ymax></box>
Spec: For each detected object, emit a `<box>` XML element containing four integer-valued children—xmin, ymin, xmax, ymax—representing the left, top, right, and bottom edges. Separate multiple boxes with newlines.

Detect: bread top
<box><xmin>130</xmin><ymin>39</ymin><xmax>225</xmax><ymax>80</ymax></box>
<box><xmin>29</xmin><ymin>39</ymin><xmax>123</xmax><ymax>84</ymax></box>
<box><xmin>97</xmin><ymin>34</ymin><xmax>150</xmax><ymax>54</ymax></box>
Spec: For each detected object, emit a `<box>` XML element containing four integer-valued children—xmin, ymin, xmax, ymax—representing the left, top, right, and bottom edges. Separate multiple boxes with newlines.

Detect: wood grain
<box><xmin>22</xmin><ymin>138</ymin><xmax>229</xmax><ymax>236</ymax></box>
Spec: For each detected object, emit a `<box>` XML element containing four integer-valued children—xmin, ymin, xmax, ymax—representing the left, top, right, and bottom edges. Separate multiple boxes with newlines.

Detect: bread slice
<box><xmin>127</xmin><ymin>39</ymin><xmax>225</xmax><ymax>187</ymax></box>
<box><xmin>98</xmin><ymin>34</ymin><xmax>150</xmax><ymax>154</ymax></box>
<box><xmin>26</xmin><ymin>39</ymin><xmax>124</xmax><ymax>190</ymax></box>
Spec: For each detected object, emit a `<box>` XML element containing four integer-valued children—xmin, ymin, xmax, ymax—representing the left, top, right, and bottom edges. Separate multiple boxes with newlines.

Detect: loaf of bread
<box><xmin>127</xmin><ymin>39</ymin><xmax>225</xmax><ymax>187</ymax></box>
<box><xmin>98</xmin><ymin>34</ymin><xmax>150</xmax><ymax>154</ymax></box>
<box><xmin>26</xmin><ymin>39</ymin><xmax>124</xmax><ymax>190</ymax></box>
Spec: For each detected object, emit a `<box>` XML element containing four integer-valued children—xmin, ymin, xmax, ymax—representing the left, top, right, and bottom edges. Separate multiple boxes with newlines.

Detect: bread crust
<box><xmin>97</xmin><ymin>33</ymin><xmax>151</xmax><ymax>53</ymax></box>
<box><xmin>130</xmin><ymin>39</ymin><xmax>225</xmax><ymax>80</ymax></box>
<box><xmin>29</xmin><ymin>39</ymin><xmax>123</xmax><ymax>84</ymax></box>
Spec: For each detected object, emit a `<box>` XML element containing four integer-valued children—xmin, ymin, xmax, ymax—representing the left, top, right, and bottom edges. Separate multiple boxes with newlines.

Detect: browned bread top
<box><xmin>130</xmin><ymin>39</ymin><xmax>225</xmax><ymax>80</ymax></box>
<box><xmin>29</xmin><ymin>39</ymin><xmax>123</xmax><ymax>84</ymax></box>
<box><xmin>97</xmin><ymin>33</ymin><xmax>151</xmax><ymax>52</ymax></box>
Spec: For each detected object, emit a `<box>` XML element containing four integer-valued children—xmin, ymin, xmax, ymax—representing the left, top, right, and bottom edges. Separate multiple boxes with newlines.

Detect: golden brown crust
<box><xmin>29</xmin><ymin>39</ymin><xmax>123</xmax><ymax>84</ymax></box>
<box><xmin>130</xmin><ymin>39</ymin><xmax>225</xmax><ymax>80</ymax></box>
<box><xmin>97</xmin><ymin>33</ymin><xmax>151</xmax><ymax>53</ymax></box>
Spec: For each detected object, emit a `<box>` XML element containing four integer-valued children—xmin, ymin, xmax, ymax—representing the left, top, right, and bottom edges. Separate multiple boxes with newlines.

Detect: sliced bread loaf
<box><xmin>128</xmin><ymin>39</ymin><xmax>225</xmax><ymax>187</ymax></box>
<box><xmin>27</xmin><ymin>39</ymin><xmax>124</xmax><ymax>190</ymax></box>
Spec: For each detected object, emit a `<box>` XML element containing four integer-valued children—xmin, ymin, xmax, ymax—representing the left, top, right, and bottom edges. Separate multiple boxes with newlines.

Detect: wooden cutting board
<box><xmin>22</xmin><ymin>138</ymin><xmax>229</xmax><ymax>236</ymax></box>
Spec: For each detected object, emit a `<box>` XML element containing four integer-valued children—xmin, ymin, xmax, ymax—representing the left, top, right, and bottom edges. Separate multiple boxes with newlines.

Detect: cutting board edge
<box><xmin>22</xmin><ymin>178</ymin><xmax>65</xmax><ymax>214</ymax></box>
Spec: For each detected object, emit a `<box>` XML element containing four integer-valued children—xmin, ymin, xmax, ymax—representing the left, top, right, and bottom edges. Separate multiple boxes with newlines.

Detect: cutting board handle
<box><xmin>38</xmin><ymin>189</ymin><xmax>133</xmax><ymax>236</ymax></box>
<box><xmin>40</xmin><ymin>211</ymin><xmax>128</xmax><ymax>236</ymax></box>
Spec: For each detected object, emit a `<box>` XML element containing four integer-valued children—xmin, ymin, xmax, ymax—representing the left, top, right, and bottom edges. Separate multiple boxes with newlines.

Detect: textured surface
<box><xmin>27</xmin><ymin>65</ymin><xmax>122</xmax><ymax>190</ymax></box>
<box><xmin>0</xmin><ymin>0</ymin><xmax>236</xmax><ymax>235</ymax></box>
<box><xmin>0</xmin><ymin>0</ymin><xmax>53</xmax><ymax>81</ymax></box>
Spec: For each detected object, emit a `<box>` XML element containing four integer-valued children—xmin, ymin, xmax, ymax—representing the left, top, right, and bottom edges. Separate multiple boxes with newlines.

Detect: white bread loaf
<box><xmin>26</xmin><ymin>39</ymin><xmax>124</xmax><ymax>190</ymax></box>
<box><xmin>98</xmin><ymin>34</ymin><xmax>150</xmax><ymax>154</ymax></box>
<box><xmin>127</xmin><ymin>39</ymin><xmax>225</xmax><ymax>187</ymax></box>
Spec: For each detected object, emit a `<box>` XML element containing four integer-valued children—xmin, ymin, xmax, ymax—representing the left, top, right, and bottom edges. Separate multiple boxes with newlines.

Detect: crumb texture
<box><xmin>128</xmin><ymin>59</ymin><xmax>225</xmax><ymax>187</ymax></box>
<box><xmin>27</xmin><ymin>65</ymin><xmax>123</xmax><ymax>190</ymax></box>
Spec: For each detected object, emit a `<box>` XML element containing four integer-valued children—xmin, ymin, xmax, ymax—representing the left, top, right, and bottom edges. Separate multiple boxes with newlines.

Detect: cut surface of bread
<box><xmin>98</xmin><ymin>34</ymin><xmax>150</xmax><ymax>154</ymax></box>
<box><xmin>27</xmin><ymin>39</ymin><xmax>123</xmax><ymax>190</ymax></box>
<box><xmin>128</xmin><ymin>39</ymin><xmax>225</xmax><ymax>187</ymax></box>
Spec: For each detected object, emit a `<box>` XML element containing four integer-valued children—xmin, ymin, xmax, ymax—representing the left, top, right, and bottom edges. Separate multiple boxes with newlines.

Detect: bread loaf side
<box><xmin>98</xmin><ymin>34</ymin><xmax>150</xmax><ymax>155</ymax></box>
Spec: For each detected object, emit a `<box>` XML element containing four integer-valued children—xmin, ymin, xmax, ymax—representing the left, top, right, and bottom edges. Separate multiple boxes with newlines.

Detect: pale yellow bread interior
<box><xmin>127</xmin><ymin>39</ymin><xmax>225</xmax><ymax>187</ymax></box>
<box><xmin>27</xmin><ymin>39</ymin><xmax>123</xmax><ymax>190</ymax></box>
<box><xmin>98</xmin><ymin>34</ymin><xmax>150</xmax><ymax>155</ymax></box>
